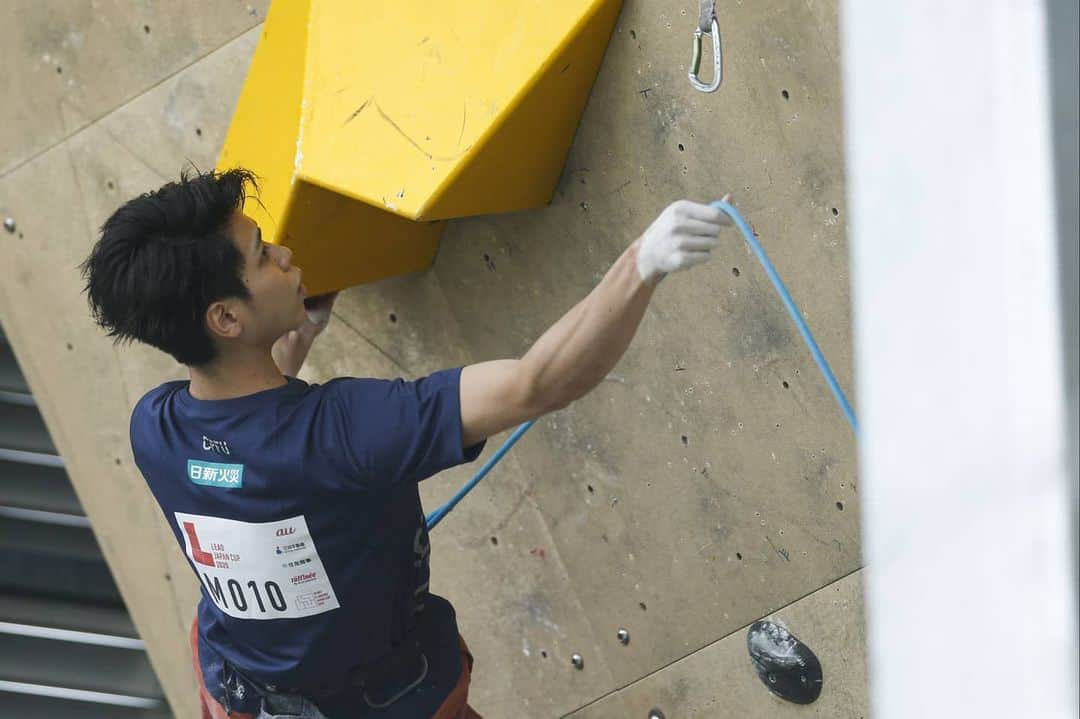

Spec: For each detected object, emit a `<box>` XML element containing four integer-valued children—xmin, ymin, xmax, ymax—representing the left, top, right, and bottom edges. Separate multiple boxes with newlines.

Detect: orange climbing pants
<box><xmin>191</xmin><ymin>619</ymin><xmax>482</xmax><ymax>719</ymax></box>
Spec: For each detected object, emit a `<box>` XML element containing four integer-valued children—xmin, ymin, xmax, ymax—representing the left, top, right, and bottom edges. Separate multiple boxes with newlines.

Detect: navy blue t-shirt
<box><xmin>129</xmin><ymin>368</ymin><xmax>485</xmax><ymax>717</ymax></box>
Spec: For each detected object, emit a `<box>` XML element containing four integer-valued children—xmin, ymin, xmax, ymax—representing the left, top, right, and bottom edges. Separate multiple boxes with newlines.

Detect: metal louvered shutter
<box><xmin>0</xmin><ymin>330</ymin><xmax>172</xmax><ymax>719</ymax></box>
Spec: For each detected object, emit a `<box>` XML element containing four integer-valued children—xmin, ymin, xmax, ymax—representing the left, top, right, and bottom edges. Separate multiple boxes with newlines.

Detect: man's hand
<box><xmin>635</xmin><ymin>196</ymin><xmax>732</xmax><ymax>283</ymax></box>
<box><xmin>301</xmin><ymin>291</ymin><xmax>338</xmax><ymax>334</ymax></box>
<box><xmin>272</xmin><ymin>292</ymin><xmax>339</xmax><ymax>376</ymax></box>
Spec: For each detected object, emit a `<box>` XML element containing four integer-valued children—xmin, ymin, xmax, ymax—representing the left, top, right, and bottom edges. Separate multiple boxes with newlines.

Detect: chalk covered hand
<box><xmin>271</xmin><ymin>292</ymin><xmax>339</xmax><ymax>376</ymax></box>
<box><xmin>301</xmin><ymin>291</ymin><xmax>338</xmax><ymax>333</ymax></box>
<box><xmin>635</xmin><ymin>196</ymin><xmax>733</xmax><ymax>283</ymax></box>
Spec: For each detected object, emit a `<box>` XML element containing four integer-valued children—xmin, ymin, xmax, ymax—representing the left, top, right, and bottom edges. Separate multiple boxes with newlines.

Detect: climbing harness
<box><xmin>426</xmin><ymin>202</ymin><xmax>858</xmax><ymax>530</ymax></box>
<box><xmin>689</xmin><ymin>0</ymin><xmax>723</xmax><ymax>93</ymax></box>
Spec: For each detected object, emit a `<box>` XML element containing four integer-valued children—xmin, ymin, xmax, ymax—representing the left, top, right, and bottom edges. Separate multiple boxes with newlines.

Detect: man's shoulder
<box><xmin>128</xmin><ymin>381</ymin><xmax>187</xmax><ymax>460</ymax></box>
<box><xmin>319</xmin><ymin>375</ymin><xmax>391</xmax><ymax>400</ymax></box>
<box><xmin>320</xmin><ymin>369</ymin><xmax>462</xmax><ymax>406</ymax></box>
<box><xmin>132</xmin><ymin>380</ymin><xmax>187</xmax><ymax>416</ymax></box>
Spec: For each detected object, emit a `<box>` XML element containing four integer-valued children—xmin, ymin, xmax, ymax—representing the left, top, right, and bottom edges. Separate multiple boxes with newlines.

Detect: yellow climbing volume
<box><xmin>218</xmin><ymin>0</ymin><xmax>623</xmax><ymax>294</ymax></box>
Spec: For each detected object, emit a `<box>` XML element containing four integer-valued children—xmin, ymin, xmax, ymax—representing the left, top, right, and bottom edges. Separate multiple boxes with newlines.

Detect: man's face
<box><xmin>229</xmin><ymin>211</ymin><xmax>307</xmax><ymax>344</ymax></box>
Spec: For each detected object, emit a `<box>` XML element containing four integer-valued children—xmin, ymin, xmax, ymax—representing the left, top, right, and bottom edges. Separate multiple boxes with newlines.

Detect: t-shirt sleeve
<box><xmin>128</xmin><ymin>383</ymin><xmax>173</xmax><ymax>477</ymax></box>
<box><xmin>329</xmin><ymin>367</ymin><xmax>486</xmax><ymax>489</ymax></box>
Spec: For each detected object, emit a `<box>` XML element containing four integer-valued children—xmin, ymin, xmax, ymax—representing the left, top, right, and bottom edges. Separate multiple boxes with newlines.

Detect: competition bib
<box><xmin>176</xmin><ymin>512</ymin><xmax>340</xmax><ymax>620</ymax></box>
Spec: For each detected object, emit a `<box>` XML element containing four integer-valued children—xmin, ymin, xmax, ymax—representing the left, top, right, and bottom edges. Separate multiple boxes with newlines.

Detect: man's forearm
<box><xmin>521</xmin><ymin>239</ymin><xmax>658</xmax><ymax>409</ymax></box>
<box><xmin>458</xmin><ymin>201</ymin><xmax>726</xmax><ymax>443</ymax></box>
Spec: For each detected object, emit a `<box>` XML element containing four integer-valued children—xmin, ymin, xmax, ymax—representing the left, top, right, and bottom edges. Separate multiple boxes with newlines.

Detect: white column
<box><xmin>841</xmin><ymin>2</ymin><xmax>1079</xmax><ymax>717</ymax></box>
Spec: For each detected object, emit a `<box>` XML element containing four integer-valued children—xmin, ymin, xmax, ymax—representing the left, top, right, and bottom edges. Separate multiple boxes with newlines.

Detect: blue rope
<box><xmin>426</xmin><ymin>419</ymin><xmax>536</xmax><ymax>530</ymax></box>
<box><xmin>425</xmin><ymin>200</ymin><xmax>858</xmax><ymax>530</ymax></box>
<box><xmin>713</xmin><ymin>200</ymin><xmax>859</xmax><ymax>434</ymax></box>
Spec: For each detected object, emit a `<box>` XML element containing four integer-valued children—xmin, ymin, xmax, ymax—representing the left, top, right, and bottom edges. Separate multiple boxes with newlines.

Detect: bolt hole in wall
<box><xmin>389</xmin><ymin>313</ymin><xmax>397</xmax><ymax>323</ymax></box>
<box><xmin>831</xmin><ymin>207</ymin><xmax>839</xmax><ymax>216</ymax></box>
<box><xmin>489</xmin><ymin>536</ymin><xmax>498</xmax><ymax>545</ymax></box>
<box><xmin>56</xmin><ymin>66</ymin><xmax>62</xmax><ymax>74</ymax></box>
<box><xmin>732</xmin><ymin>267</ymin><xmax>740</xmax><ymax>276</ymax></box>
<box><xmin>836</xmin><ymin>501</ymin><xmax>844</xmax><ymax>511</ymax></box>
<box><xmin>196</xmin><ymin>127</ymin><xmax>203</xmax><ymax>137</ymax></box>
<box><xmin>678</xmin><ymin>143</ymin><xmax>685</xmax><ymax>152</ymax></box>
<box><xmin>144</xmin><ymin>24</ymin><xmax>151</xmax><ymax>34</ymax></box>
<box><xmin>781</xmin><ymin>89</ymin><xmax>789</xmax><ymax>100</ymax></box>
<box><xmin>782</xmin><ymin>380</ymin><xmax>789</xmax><ymax>389</ymax></box>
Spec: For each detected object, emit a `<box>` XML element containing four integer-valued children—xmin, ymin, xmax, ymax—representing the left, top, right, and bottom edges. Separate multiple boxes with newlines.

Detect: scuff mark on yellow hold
<box><xmin>343</xmin><ymin>96</ymin><xmax>373</xmax><ymax>125</ymax></box>
<box><xmin>375</xmin><ymin>101</ymin><xmax>472</xmax><ymax>162</ymax></box>
<box><xmin>457</xmin><ymin>103</ymin><xmax>467</xmax><ymax>148</ymax></box>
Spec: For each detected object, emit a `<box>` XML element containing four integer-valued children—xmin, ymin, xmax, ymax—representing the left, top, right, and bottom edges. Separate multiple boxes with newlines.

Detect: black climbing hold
<box><xmin>746</xmin><ymin>620</ymin><xmax>823</xmax><ymax>704</ymax></box>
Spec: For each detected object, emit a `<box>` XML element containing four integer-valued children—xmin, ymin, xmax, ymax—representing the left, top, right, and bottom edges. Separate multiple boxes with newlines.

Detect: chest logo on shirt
<box><xmin>188</xmin><ymin>460</ymin><xmax>244</xmax><ymax>488</ymax></box>
<box><xmin>176</xmin><ymin>512</ymin><xmax>340</xmax><ymax>620</ymax></box>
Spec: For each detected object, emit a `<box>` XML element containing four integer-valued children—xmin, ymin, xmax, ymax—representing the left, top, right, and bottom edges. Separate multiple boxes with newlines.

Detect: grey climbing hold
<box><xmin>570</xmin><ymin>653</ymin><xmax>584</xmax><ymax>670</ymax></box>
<box><xmin>617</xmin><ymin>628</ymin><xmax>630</xmax><ymax>645</ymax></box>
<box><xmin>746</xmin><ymin>620</ymin><xmax>823</xmax><ymax>704</ymax></box>
<box><xmin>648</xmin><ymin>710</ymin><xmax>665</xmax><ymax>719</ymax></box>
<box><xmin>3</xmin><ymin>217</ymin><xmax>15</xmax><ymax>233</ymax></box>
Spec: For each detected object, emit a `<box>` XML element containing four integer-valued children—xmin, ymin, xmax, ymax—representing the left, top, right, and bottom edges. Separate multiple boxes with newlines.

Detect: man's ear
<box><xmin>205</xmin><ymin>300</ymin><xmax>243</xmax><ymax>340</ymax></box>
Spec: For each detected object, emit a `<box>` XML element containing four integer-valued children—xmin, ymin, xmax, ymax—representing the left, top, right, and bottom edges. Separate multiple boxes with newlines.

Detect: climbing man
<box><xmin>80</xmin><ymin>168</ymin><xmax>732</xmax><ymax>718</ymax></box>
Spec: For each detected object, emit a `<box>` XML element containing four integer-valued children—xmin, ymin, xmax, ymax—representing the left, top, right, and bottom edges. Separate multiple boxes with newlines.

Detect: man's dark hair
<box><xmin>80</xmin><ymin>167</ymin><xmax>259</xmax><ymax>367</ymax></box>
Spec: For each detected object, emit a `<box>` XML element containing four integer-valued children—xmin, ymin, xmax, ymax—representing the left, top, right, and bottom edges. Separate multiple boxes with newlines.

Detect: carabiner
<box><xmin>689</xmin><ymin>16</ymin><xmax>723</xmax><ymax>93</ymax></box>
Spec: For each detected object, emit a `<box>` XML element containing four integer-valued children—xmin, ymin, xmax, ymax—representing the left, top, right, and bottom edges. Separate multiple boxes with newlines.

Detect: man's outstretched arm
<box><xmin>460</xmin><ymin>198</ymin><xmax>732</xmax><ymax>447</ymax></box>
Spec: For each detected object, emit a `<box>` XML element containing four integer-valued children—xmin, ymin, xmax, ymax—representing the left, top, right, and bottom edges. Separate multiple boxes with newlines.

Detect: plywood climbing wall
<box><xmin>0</xmin><ymin>1</ymin><xmax>866</xmax><ymax>716</ymax></box>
